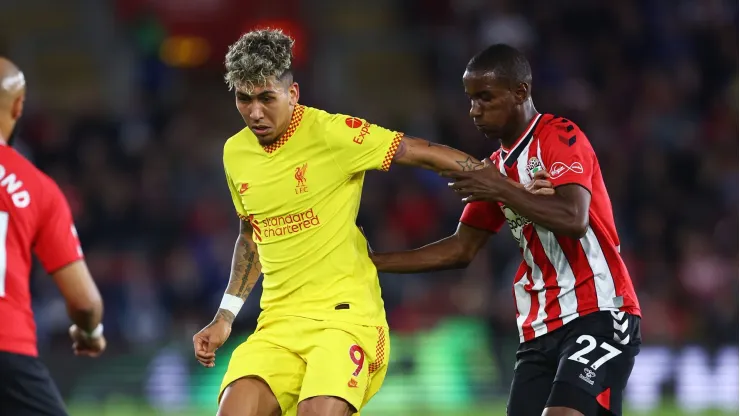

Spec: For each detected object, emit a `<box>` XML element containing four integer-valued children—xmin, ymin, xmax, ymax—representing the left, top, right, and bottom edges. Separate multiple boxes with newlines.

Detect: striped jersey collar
<box><xmin>501</xmin><ymin>113</ymin><xmax>542</xmax><ymax>167</ymax></box>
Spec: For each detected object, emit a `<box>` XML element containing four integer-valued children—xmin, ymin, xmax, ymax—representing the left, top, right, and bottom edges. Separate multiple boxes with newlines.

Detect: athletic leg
<box><xmin>219</xmin><ymin>377</ymin><xmax>281</xmax><ymax>416</ymax></box>
<box><xmin>297</xmin><ymin>396</ymin><xmax>353</xmax><ymax>416</ymax></box>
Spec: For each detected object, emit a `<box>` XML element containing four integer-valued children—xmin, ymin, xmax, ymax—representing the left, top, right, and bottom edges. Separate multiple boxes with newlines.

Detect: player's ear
<box><xmin>514</xmin><ymin>82</ymin><xmax>529</xmax><ymax>105</ymax></box>
<box><xmin>288</xmin><ymin>82</ymin><xmax>299</xmax><ymax>106</ymax></box>
<box><xmin>10</xmin><ymin>94</ymin><xmax>24</xmax><ymax>121</ymax></box>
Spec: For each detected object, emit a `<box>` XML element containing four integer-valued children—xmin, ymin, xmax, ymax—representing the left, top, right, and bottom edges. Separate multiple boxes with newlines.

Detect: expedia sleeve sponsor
<box><xmin>352</xmin><ymin>121</ymin><xmax>372</xmax><ymax>145</ymax></box>
<box><xmin>324</xmin><ymin>113</ymin><xmax>401</xmax><ymax>175</ymax></box>
<box><xmin>255</xmin><ymin>208</ymin><xmax>321</xmax><ymax>239</ymax></box>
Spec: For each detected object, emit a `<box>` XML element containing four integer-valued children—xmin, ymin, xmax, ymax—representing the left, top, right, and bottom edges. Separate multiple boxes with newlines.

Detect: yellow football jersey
<box><xmin>223</xmin><ymin>105</ymin><xmax>402</xmax><ymax>327</ymax></box>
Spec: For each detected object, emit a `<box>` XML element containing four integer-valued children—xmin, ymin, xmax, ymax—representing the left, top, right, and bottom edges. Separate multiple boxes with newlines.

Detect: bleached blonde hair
<box><xmin>224</xmin><ymin>29</ymin><xmax>294</xmax><ymax>93</ymax></box>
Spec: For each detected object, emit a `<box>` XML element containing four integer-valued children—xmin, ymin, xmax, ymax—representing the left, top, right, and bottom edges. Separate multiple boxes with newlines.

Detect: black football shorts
<box><xmin>0</xmin><ymin>351</ymin><xmax>69</xmax><ymax>416</ymax></box>
<box><xmin>507</xmin><ymin>311</ymin><xmax>641</xmax><ymax>416</ymax></box>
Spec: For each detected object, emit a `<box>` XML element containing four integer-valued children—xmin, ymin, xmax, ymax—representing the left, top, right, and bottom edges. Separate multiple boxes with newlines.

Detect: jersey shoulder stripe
<box><xmin>535</xmin><ymin>114</ymin><xmax>587</xmax><ymax>147</ymax></box>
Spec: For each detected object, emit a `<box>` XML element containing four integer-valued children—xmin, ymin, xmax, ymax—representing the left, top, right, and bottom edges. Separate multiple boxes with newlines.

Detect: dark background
<box><xmin>0</xmin><ymin>0</ymin><xmax>737</xmax><ymax>414</ymax></box>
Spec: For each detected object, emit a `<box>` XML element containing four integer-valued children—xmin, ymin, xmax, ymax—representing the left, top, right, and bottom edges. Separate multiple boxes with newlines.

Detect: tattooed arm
<box><xmin>216</xmin><ymin>218</ymin><xmax>262</xmax><ymax>324</ymax></box>
<box><xmin>193</xmin><ymin>218</ymin><xmax>261</xmax><ymax>367</ymax></box>
<box><xmin>391</xmin><ymin>135</ymin><xmax>484</xmax><ymax>172</ymax></box>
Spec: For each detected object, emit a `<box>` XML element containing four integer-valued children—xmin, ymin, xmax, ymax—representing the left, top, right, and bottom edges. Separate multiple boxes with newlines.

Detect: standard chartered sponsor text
<box><xmin>259</xmin><ymin>208</ymin><xmax>321</xmax><ymax>238</ymax></box>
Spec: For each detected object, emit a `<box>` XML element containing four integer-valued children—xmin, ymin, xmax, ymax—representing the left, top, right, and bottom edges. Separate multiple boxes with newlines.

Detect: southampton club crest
<box><xmin>527</xmin><ymin>157</ymin><xmax>543</xmax><ymax>179</ymax></box>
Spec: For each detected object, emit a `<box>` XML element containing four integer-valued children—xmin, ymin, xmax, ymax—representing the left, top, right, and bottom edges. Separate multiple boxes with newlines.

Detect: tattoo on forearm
<box><xmin>216</xmin><ymin>223</ymin><xmax>261</xmax><ymax>324</ymax></box>
<box><xmin>236</xmin><ymin>251</ymin><xmax>256</xmax><ymax>297</ymax></box>
<box><xmin>226</xmin><ymin>236</ymin><xmax>260</xmax><ymax>301</ymax></box>
<box><xmin>456</xmin><ymin>157</ymin><xmax>484</xmax><ymax>171</ymax></box>
<box><xmin>216</xmin><ymin>308</ymin><xmax>236</xmax><ymax>324</ymax></box>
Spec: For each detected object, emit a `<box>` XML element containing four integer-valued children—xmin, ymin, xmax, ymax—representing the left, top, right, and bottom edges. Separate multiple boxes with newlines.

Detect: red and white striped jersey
<box><xmin>460</xmin><ymin>113</ymin><xmax>640</xmax><ymax>343</ymax></box>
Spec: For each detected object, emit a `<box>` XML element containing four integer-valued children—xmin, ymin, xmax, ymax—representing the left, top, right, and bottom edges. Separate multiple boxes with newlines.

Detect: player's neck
<box><xmin>258</xmin><ymin>123</ymin><xmax>289</xmax><ymax>147</ymax></box>
<box><xmin>0</xmin><ymin>121</ymin><xmax>10</xmax><ymax>145</ymax></box>
<box><xmin>262</xmin><ymin>106</ymin><xmax>296</xmax><ymax>146</ymax></box>
<box><xmin>500</xmin><ymin>102</ymin><xmax>538</xmax><ymax>149</ymax></box>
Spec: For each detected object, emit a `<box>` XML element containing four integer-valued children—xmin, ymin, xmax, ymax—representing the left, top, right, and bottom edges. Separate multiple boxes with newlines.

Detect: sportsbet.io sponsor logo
<box><xmin>252</xmin><ymin>208</ymin><xmax>321</xmax><ymax>241</ymax></box>
<box><xmin>502</xmin><ymin>205</ymin><xmax>531</xmax><ymax>245</ymax></box>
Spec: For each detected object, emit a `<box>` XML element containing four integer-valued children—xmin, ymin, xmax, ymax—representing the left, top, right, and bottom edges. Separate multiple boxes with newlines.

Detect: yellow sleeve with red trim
<box><xmin>322</xmin><ymin>113</ymin><xmax>402</xmax><ymax>175</ymax></box>
<box><xmin>224</xmin><ymin>163</ymin><xmax>249</xmax><ymax>220</ymax></box>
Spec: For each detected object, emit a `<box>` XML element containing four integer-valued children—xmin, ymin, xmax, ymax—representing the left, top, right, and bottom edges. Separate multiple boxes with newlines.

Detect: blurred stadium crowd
<box><xmin>1</xmin><ymin>0</ymin><xmax>736</xmax><ymax>394</ymax></box>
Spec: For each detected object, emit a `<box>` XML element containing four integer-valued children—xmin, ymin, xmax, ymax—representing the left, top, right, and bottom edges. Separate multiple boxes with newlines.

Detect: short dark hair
<box><xmin>466</xmin><ymin>44</ymin><xmax>532</xmax><ymax>87</ymax></box>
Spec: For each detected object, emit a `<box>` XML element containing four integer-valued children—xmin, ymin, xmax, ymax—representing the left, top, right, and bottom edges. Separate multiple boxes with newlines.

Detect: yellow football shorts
<box><xmin>219</xmin><ymin>316</ymin><xmax>390</xmax><ymax>416</ymax></box>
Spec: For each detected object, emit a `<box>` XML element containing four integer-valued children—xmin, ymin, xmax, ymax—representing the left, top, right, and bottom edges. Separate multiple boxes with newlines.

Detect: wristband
<box><xmin>220</xmin><ymin>294</ymin><xmax>244</xmax><ymax>317</ymax></box>
<box><xmin>75</xmin><ymin>323</ymin><xmax>104</xmax><ymax>340</ymax></box>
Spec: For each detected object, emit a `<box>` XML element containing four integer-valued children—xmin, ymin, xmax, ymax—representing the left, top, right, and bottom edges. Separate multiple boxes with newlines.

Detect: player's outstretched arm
<box><xmin>392</xmin><ymin>135</ymin><xmax>485</xmax><ymax>172</ymax></box>
<box><xmin>38</xmin><ymin>180</ymin><xmax>106</xmax><ymax>357</ymax></box>
<box><xmin>370</xmin><ymin>173</ymin><xmax>554</xmax><ymax>274</ymax></box>
<box><xmin>368</xmin><ymin>172</ymin><xmax>554</xmax><ymax>273</ymax></box>
<box><xmin>371</xmin><ymin>223</ymin><xmax>491</xmax><ymax>273</ymax></box>
<box><xmin>193</xmin><ymin>218</ymin><xmax>261</xmax><ymax>367</ymax></box>
<box><xmin>52</xmin><ymin>260</ymin><xmax>106</xmax><ymax>357</ymax></box>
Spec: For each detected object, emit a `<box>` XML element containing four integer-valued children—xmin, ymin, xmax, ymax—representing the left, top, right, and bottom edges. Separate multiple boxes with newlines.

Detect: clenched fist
<box><xmin>193</xmin><ymin>315</ymin><xmax>232</xmax><ymax>368</ymax></box>
<box><xmin>69</xmin><ymin>325</ymin><xmax>106</xmax><ymax>357</ymax></box>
